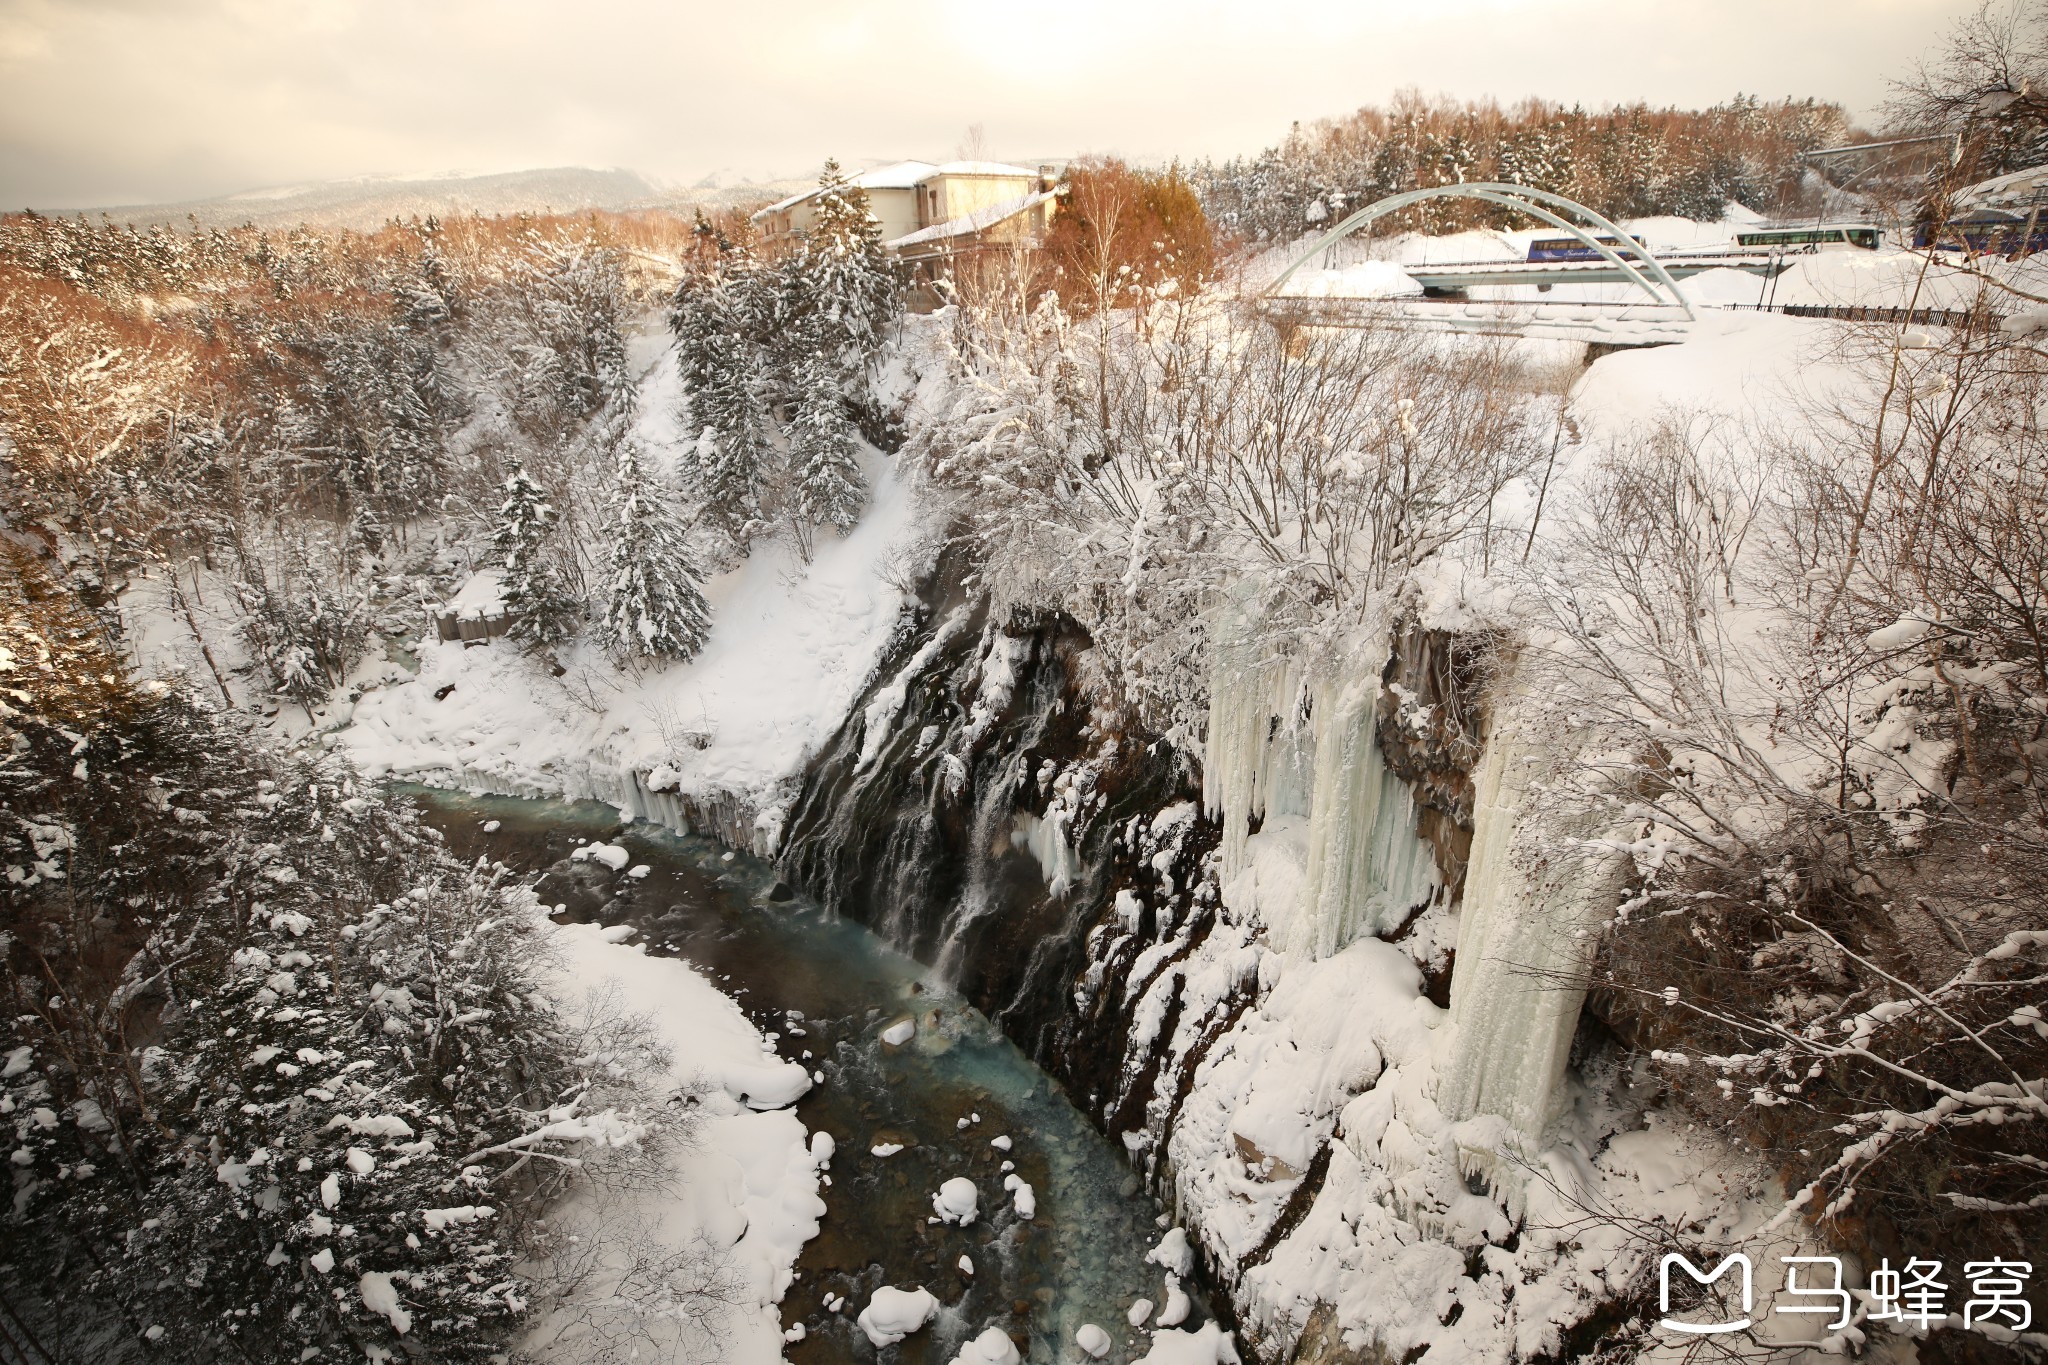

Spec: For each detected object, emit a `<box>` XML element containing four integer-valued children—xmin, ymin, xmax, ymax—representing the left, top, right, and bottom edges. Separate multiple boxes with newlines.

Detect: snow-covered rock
<box><xmin>571</xmin><ymin>841</ymin><xmax>630</xmax><ymax>871</ymax></box>
<box><xmin>949</xmin><ymin>1325</ymin><xmax>1022</xmax><ymax>1365</ymax></box>
<box><xmin>1076</xmin><ymin>1323</ymin><xmax>1112</xmax><ymax>1357</ymax></box>
<box><xmin>1147</xmin><ymin>1227</ymin><xmax>1195</xmax><ymax>1277</ymax></box>
<box><xmin>880</xmin><ymin>1017</ymin><xmax>915</xmax><ymax>1047</ymax></box>
<box><xmin>931</xmin><ymin>1176</ymin><xmax>979</xmax><ymax>1224</ymax></box>
<box><xmin>1001</xmin><ymin>1172</ymin><xmax>1035</xmax><ymax>1219</ymax></box>
<box><xmin>856</xmin><ymin>1286</ymin><xmax>940</xmax><ymax>1347</ymax></box>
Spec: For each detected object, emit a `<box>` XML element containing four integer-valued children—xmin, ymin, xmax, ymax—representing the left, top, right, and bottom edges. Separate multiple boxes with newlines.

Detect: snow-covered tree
<box><xmin>672</xmin><ymin>256</ymin><xmax>775</xmax><ymax>542</ymax></box>
<box><xmin>0</xmin><ymin>548</ymin><xmax>678</xmax><ymax>1362</ymax></box>
<box><xmin>491</xmin><ymin>460</ymin><xmax>579</xmax><ymax>649</ymax></box>
<box><xmin>594</xmin><ymin>442</ymin><xmax>712</xmax><ymax>663</ymax></box>
<box><xmin>791</xmin><ymin>159</ymin><xmax>897</xmax><ymax>387</ymax></box>
<box><xmin>787</xmin><ymin>321</ymin><xmax>867</xmax><ymax>536</ymax></box>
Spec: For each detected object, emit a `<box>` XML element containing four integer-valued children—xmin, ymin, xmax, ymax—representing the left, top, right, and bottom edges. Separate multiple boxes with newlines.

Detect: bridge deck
<box><xmin>1258</xmin><ymin>296</ymin><xmax>1697</xmax><ymax>346</ymax></box>
<box><xmin>1402</xmin><ymin>251</ymin><xmax>1788</xmax><ymax>290</ymax></box>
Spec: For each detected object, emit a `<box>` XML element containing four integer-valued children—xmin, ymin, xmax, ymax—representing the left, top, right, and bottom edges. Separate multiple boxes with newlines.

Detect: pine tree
<box><xmin>675</xmin><ymin>255</ymin><xmax>775</xmax><ymax>542</ymax></box>
<box><xmin>596</xmin><ymin>442</ymin><xmax>712</xmax><ymax>663</ymax></box>
<box><xmin>788</xmin><ymin>319</ymin><xmax>867</xmax><ymax>535</ymax></box>
<box><xmin>491</xmin><ymin>461</ymin><xmax>579</xmax><ymax>649</ymax></box>
<box><xmin>795</xmin><ymin>159</ymin><xmax>897</xmax><ymax>386</ymax></box>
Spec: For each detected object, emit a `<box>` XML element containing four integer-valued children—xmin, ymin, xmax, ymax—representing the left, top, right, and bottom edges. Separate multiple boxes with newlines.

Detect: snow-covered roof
<box><xmin>884</xmin><ymin>188</ymin><xmax>1060</xmax><ymax>251</ymax></box>
<box><xmin>753</xmin><ymin>161</ymin><xmax>939</xmax><ymax>219</ymax></box>
<box><xmin>1954</xmin><ymin>162</ymin><xmax>2048</xmax><ymax>212</ymax></box>
<box><xmin>928</xmin><ymin>160</ymin><xmax>1042</xmax><ymax>180</ymax></box>
<box><xmin>442</xmin><ymin>568</ymin><xmax>507</xmax><ymax>619</ymax></box>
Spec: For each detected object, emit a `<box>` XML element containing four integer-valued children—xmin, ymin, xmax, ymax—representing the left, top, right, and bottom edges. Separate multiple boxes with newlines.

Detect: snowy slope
<box><xmin>340</xmin><ymin>329</ymin><xmax>930</xmax><ymax>837</ymax></box>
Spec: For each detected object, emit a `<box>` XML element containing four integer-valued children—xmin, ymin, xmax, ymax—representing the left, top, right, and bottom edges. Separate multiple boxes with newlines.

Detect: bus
<box><xmin>1526</xmin><ymin>235</ymin><xmax>1626</xmax><ymax>263</ymax></box>
<box><xmin>1912</xmin><ymin>210</ymin><xmax>2048</xmax><ymax>256</ymax></box>
<box><xmin>1733</xmin><ymin>224</ymin><xmax>1882</xmax><ymax>251</ymax></box>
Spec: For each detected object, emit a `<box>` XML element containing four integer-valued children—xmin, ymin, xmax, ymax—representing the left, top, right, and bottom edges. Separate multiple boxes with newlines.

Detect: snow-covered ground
<box><xmin>531</xmin><ymin>913</ymin><xmax>825</xmax><ymax>1363</ymax></box>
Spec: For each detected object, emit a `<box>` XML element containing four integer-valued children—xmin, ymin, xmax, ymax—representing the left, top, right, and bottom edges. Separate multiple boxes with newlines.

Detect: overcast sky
<box><xmin>1</xmin><ymin>0</ymin><xmax>1974</xmax><ymax>211</ymax></box>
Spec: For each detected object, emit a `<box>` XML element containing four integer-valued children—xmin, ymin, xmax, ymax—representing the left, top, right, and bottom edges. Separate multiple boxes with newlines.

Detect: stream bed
<box><xmin>407</xmin><ymin>787</ymin><xmax>1210</xmax><ymax>1364</ymax></box>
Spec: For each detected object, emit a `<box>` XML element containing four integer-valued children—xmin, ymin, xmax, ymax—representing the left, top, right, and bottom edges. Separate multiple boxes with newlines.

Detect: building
<box><xmin>752</xmin><ymin>160</ymin><xmax>937</xmax><ymax>246</ymax></box>
<box><xmin>753</xmin><ymin>159</ymin><xmax>1063</xmax><ymax>269</ymax></box>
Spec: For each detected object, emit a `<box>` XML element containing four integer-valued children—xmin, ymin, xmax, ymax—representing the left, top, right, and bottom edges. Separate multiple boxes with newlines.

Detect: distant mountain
<box><xmin>40</xmin><ymin>166</ymin><xmax>808</xmax><ymax>232</ymax></box>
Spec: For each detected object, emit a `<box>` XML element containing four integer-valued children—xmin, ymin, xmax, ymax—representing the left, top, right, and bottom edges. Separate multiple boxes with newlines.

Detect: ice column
<box><xmin>1296</xmin><ymin>673</ymin><xmax>1438</xmax><ymax>959</ymax></box>
<box><xmin>1205</xmin><ymin>607</ymin><xmax>1437</xmax><ymax>961</ymax></box>
<box><xmin>1441</xmin><ymin>699</ymin><xmax>1621</xmax><ymax>1138</ymax></box>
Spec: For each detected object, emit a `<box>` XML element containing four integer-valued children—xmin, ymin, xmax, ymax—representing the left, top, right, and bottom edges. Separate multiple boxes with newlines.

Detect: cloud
<box><xmin>0</xmin><ymin>0</ymin><xmax>1974</xmax><ymax>210</ymax></box>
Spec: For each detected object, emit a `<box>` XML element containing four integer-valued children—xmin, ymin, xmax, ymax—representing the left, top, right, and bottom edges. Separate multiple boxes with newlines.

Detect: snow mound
<box><xmin>857</xmin><ymin>1286</ymin><xmax>940</xmax><ymax>1347</ymax></box>
<box><xmin>949</xmin><ymin>1325</ymin><xmax>1021</xmax><ymax>1365</ymax></box>
<box><xmin>572</xmin><ymin>842</ymin><xmax>629</xmax><ymax>871</ymax></box>
<box><xmin>931</xmin><ymin>1176</ymin><xmax>979</xmax><ymax>1224</ymax></box>
<box><xmin>1076</xmin><ymin>1323</ymin><xmax>1112</xmax><ymax>1357</ymax></box>
<box><xmin>1135</xmin><ymin>1322</ymin><xmax>1240</xmax><ymax>1365</ymax></box>
<box><xmin>880</xmin><ymin>1017</ymin><xmax>915</xmax><ymax>1046</ymax></box>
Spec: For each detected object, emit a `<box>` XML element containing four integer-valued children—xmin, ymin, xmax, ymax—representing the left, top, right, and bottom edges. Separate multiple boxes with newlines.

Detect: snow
<box><xmin>880</xmin><ymin>1017</ymin><xmax>915</xmax><ymax>1046</ymax></box>
<box><xmin>358</xmin><ymin>1272</ymin><xmax>413</xmax><ymax>1334</ymax></box>
<box><xmin>1076</xmin><ymin>1322</ymin><xmax>1112</xmax><ymax>1357</ymax></box>
<box><xmin>1868</xmin><ymin>615</ymin><xmax>1933</xmax><ymax>652</ymax></box>
<box><xmin>870</xmin><ymin>1142</ymin><xmax>905</xmax><ymax>1157</ymax></box>
<box><xmin>340</xmin><ymin>347</ymin><xmax>929</xmax><ymax>853</ymax></box>
<box><xmin>531</xmin><ymin>913</ymin><xmax>824</xmax><ymax>1364</ymax></box>
<box><xmin>1128</xmin><ymin>1298</ymin><xmax>1154</xmax><ymax>1326</ymax></box>
<box><xmin>1278</xmin><ymin>259</ymin><xmax>1422</xmax><ymax>300</ymax></box>
<box><xmin>856</xmin><ymin>1286</ymin><xmax>940</xmax><ymax>1347</ymax></box>
<box><xmin>948</xmin><ymin>1325</ymin><xmax>1021</xmax><ymax>1365</ymax></box>
<box><xmin>989</xmin><ymin>1134</ymin><xmax>1011</xmax><ymax>1151</ymax></box>
<box><xmin>931</xmin><ymin>1175</ymin><xmax>979</xmax><ymax>1224</ymax></box>
<box><xmin>442</xmin><ymin>568</ymin><xmax>507</xmax><ymax>619</ymax></box>
<box><xmin>1134</xmin><ymin>1322</ymin><xmax>1240</xmax><ymax>1365</ymax></box>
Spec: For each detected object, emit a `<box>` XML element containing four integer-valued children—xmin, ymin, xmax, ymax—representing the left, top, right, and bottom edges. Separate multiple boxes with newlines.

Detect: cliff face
<box><xmin>780</xmin><ymin>571</ymin><xmax>1508</xmax><ymax>1362</ymax></box>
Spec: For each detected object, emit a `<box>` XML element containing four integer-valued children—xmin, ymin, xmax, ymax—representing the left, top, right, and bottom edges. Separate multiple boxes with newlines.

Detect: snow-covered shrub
<box><xmin>1517</xmin><ymin>384</ymin><xmax>2048</xmax><ymax>1300</ymax></box>
<box><xmin>908</xmin><ymin>281</ymin><xmax>1551</xmax><ymax>744</ymax></box>
<box><xmin>1</xmin><ymin>550</ymin><xmax>677</xmax><ymax>1362</ymax></box>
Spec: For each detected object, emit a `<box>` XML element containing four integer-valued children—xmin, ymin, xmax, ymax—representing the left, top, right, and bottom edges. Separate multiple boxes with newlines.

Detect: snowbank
<box><xmin>533</xmin><ymin>916</ymin><xmax>824</xmax><ymax>1364</ymax></box>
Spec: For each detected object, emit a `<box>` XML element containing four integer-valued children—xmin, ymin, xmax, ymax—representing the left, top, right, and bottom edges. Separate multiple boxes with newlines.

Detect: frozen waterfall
<box><xmin>1202</xmin><ymin>621</ymin><xmax>1437</xmax><ymax>962</ymax></box>
<box><xmin>1440</xmin><ymin>698</ymin><xmax>1622</xmax><ymax>1140</ymax></box>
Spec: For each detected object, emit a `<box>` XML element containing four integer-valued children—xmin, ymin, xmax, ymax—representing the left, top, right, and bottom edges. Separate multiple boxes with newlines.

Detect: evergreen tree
<box><xmin>595</xmin><ymin>442</ymin><xmax>712</xmax><ymax>663</ymax></box>
<box><xmin>794</xmin><ymin>159</ymin><xmax>897</xmax><ymax>386</ymax></box>
<box><xmin>787</xmin><ymin>319</ymin><xmax>867</xmax><ymax>535</ymax></box>
<box><xmin>491</xmin><ymin>461</ymin><xmax>579</xmax><ymax>649</ymax></box>
<box><xmin>675</xmin><ymin>256</ymin><xmax>775</xmax><ymax>542</ymax></box>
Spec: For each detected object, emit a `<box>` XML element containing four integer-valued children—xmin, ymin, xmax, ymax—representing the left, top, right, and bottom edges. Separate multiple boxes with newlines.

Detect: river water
<box><xmin>408</xmin><ymin>787</ymin><xmax>1206</xmax><ymax>1364</ymax></box>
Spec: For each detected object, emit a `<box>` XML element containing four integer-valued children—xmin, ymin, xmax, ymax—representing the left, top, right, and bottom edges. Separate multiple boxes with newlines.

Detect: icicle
<box><xmin>1298</xmin><ymin>670</ymin><xmax>1438</xmax><ymax>959</ymax></box>
<box><xmin>1441</xmin><ymin>693</ymin><xmax>1622</xmax><ymax>1148</ymax></box>
<box><xmin>1202</xmin><ymin>617</ymin><xmax>1299</xmax><ymax>884</ymax></box>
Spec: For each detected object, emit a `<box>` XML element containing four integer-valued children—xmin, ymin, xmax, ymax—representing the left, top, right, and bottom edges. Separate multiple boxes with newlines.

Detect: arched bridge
<box><xmin>1260</xmin><ymin>183</ymin><xmax>1734</xmax><ymax>345</ymax></box>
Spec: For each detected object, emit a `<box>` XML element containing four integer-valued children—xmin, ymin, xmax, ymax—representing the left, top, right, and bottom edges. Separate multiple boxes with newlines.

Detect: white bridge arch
<box><xmin>1265</xmin><ymin>182</ymin><xmax>1696</xmax><ymax>321</ymax></box>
